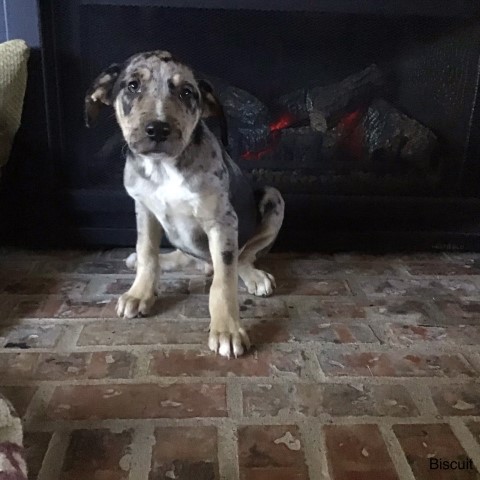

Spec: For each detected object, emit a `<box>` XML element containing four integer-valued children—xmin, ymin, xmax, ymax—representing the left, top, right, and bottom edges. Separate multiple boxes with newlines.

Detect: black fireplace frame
<box><xmin>1</xmin><ymin>0</ymin><xmax>480</xmax><ymax>251</ymax></box>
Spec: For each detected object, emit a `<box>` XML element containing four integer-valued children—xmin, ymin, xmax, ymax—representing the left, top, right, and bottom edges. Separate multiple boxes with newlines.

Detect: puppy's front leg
<box><xmin>117</xmin><ymin>201</ymin><xmax>162</xmax><ymax>318</ymax></box>
<box><xmin>207</xmin><ymin>223</ymin><xmax>250</xmax><ymax>358</ymax></box>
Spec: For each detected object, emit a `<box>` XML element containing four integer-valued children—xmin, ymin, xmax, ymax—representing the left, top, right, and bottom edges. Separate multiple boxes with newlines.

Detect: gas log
<box><xmin>276</xmin><ymin>126</ymin><xmax>323</xmax><ymax>165</ymax></box>
<box><xmin>201</xmin><ymin>74</ymin><xmax>270</xmax><ymax>154</ymax></box>
<box><xmin>238</xmin><ymin>125</ymin><xmax>270</xmax><ymax>155</ymax></box>
<box><xmin>204</xmin><ymin>64</ymin><xmax>437</xmax><ymax>170</ymax></box>
<box><xmin>359</xmin><ymin>98</ymin><xmax>437</xmax><ymax>168</ymax></box>
<box><xmin>203</xmin><ymin>74</ymin><xmax>269</xmax><ymax>127</ymax></box>
<box><xmin>277</xmin><ymin>64</ymin><xmax>384</xmax><ymax>126</ymax></box>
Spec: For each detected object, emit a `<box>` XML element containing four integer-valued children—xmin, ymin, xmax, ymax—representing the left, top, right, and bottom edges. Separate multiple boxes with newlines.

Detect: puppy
<box><xmin>85</xmin><ymin>50</ymin><xmax>284</xmax><ymax>358</ymax></box>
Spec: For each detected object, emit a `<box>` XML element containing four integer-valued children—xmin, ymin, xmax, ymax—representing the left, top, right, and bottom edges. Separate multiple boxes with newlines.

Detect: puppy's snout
<box><xmin>145</xmin><ymin>121</ymin><xmax>171</xmax><ymax>142</ymax></box>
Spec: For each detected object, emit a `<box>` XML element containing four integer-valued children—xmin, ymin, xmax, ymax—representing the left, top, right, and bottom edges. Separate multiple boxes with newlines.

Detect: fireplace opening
<box><xmin>72</xmin><ymin>6</ymin><xmax>479</xmax><ymax>200</ymax></box>
<box><xmin>3</xmin><ymin>1</ymin><xmax>480</xmax><ymax>249</ymax></box>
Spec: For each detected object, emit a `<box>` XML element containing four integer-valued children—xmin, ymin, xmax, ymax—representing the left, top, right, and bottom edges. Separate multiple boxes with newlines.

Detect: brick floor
<box><xmin>0</xmin><ymin>248</ymin><xmax>480</xmax><ymax>479</ymax></box>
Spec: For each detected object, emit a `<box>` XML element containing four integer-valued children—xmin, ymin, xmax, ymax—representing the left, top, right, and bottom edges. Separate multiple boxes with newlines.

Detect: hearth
<box><xmin>1</xmin><ymin>1</ymin><xmax>480</xmax><ymax>250</ymax></box>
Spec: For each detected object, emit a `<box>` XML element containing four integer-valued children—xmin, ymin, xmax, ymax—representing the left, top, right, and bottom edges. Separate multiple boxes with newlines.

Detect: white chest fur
<box><xmin>124</xmin><ymin>156</ymin><xmax>219</xmax><ymax>258</ymax></box>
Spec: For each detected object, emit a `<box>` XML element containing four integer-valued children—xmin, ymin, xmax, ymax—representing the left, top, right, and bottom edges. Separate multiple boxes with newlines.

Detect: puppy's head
<box><xmin>85</xmin><ymin>50</ymin><xmax>225</xmax><ymax>157</ymax></box>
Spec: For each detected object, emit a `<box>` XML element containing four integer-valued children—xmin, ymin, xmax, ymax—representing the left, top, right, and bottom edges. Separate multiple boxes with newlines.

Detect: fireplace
<box><xmin>1</xmin><ymin>1</ymin><xmax>480</xmax><ymax>250</ymax></box>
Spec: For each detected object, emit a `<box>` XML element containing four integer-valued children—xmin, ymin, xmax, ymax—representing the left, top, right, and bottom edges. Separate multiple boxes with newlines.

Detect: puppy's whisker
<box><xmin>121</xmin><ymin>142</ymin><xmax>129</xmax><ymax>158</ymax></box>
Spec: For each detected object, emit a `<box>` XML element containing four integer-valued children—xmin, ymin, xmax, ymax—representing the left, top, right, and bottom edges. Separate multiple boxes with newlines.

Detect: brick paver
<box><xmin>0</xmin><ymin>385</ymin><xmax>37</xmax><ymax>416</ymax></box>
<box><xmin>467</xmin><ymin>422</ymin><xmax>480</xmax><ymax>445</ymax></box>
<box><xmin>60</xmin><ymin>429</ymin><xmax>133</xmax><ymax>479</ymax></box>
<box><xmin>24</xmin><ymin>432</ymin><xmax>52</xmax><ymax>479</ymax></box>
<box><xmin>394</xmin><ymin>424</ymin><xmax>480</xmax><ymax>479</ymax></box>
<box><xmin>243</xmin><ymin>383</ymin><xmax>419</xmax><ymax>418</ymax></box>
<box><xmin>45</xmin><ymin>384</ymin><xmax>227</xmax><ymax>420</ymax></box>
<box><xmin>150</xmin><ymin>427</ymin><xmax>219</xmax><ymax>479</ymax></box>
<box><xmin>0</xmin><ymin>351</ymin><xmax>136</xmax><ymax>381</ymax></box>
<box><xmin>78</xmin><ymin>319</ymin><xmax>209</xmax><ymax>346</ymax></box>
<box><xmin>238</xmin><ymin>425</ymin><xmax>309</xmax><ymax>480</ymax></box>
<box><xmin>324</xmin><ymin>424</ymin><xmax>399</xmax><ymax>479</ymax></box>
<box><xmin>318</xmin><ymin>350</ymin><xmax>477</xmax><ymax>378</ymax></box>
<box><xmin>148</xmin><ymin>348</ymin><xmax>306</xmax><ymax>377</ymax></box>
<box><xmin>431</xmin><ymin>384</ymin><xmax>480</xmax><ymax>416</ymax></box>
<box><xmin>0</xmin><ymin>249</ymin><xmax>479</xmax><ymax>478</ymax></box>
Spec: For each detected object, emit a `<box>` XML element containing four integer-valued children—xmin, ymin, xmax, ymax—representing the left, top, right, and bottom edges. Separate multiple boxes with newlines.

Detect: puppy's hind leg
<box><xmin>238</xmin><ymin>187</ymin><xmax>284</xmax><ymax>297</ymax></box>
<box><xmin>126</xmin><ymin>249</ymin><xmax>211</xmax><ymax>274</ymax></box>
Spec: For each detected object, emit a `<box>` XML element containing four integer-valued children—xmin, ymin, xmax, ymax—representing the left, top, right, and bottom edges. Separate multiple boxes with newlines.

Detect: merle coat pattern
<box><xmin>85</xmin><ymin>50</ymin><xmax>284</xmax><ymax>357</ymax></box>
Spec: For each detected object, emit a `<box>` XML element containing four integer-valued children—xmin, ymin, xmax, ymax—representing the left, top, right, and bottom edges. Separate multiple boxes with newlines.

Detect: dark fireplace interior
<box><xmin>80</xmin><ymin>7</ymin><xmax>478</xmax><ymax>197</ymax></box>
<box><xmin>1</xmin><ymin>1</ymin><xmax>480</xmax><ymax>250</ymax></box>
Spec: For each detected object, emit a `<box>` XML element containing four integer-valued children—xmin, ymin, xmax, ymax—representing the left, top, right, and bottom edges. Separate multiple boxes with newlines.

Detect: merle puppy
<box><xmin>85</xmin><ymin>50</ymin><xmax>284</xmax><ymax>358</ymax></box>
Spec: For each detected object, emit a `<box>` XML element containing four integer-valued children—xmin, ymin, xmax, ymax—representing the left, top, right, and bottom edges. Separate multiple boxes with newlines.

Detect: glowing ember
<box><xmin>241</xmin><ymin>146</ymin><xmax>275</xmax><ymax>160</ymax></box>
<box><xmin>241</xmin><ymin>113</ymin><xmax>296</xmax><ymax>160</ymax></box>
<box><xmin>337</xmin><ymin>108</ymin><xmax>365</xmax><ymax>158</ymax></box>
<box><xmin>339</xmin><ymin>109</ymin><xmax>363</xmax><ymax>129</ymax></box>
<box><xmin>240</xmin><ymin>108</ymin><xmax>367</xmax><ymax>161</ymax></box>
<box><xmin>269</xmin><ymin>112</ymin><xmax>296</xmax><ymax>132</ymax></box>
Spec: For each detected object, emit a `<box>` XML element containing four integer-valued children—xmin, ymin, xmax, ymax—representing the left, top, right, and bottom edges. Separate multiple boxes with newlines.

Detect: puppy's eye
<box><xmin>179</xmin><ymin>86</ymin><xmax>194</xmax><ymax>101</ymax></box>
<box><xmin>128</xmin><ymin>80</ymin><xmax>140</xmax><ymax>93</ymax></box>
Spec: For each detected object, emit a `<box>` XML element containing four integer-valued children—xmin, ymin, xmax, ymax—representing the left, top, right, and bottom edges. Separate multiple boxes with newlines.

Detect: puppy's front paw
<box><xmin>208</xmin><ymin>324</ymin><xmax>250</xmax><ymax>358</ymax></box>
<box><xmin>116</xmin><ymin>291</ymin><xmax>155</xmax><ymax>318</ymax></box>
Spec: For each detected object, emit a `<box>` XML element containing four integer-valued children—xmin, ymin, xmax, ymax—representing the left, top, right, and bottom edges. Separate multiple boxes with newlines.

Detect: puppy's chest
<box><xmin>126</xmin><ymin>160</ymin><xmax>215</xmax><ymax>220</ymax></box>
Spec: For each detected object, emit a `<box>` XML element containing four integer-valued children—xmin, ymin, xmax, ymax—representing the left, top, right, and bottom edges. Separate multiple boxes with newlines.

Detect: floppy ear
<box><xmin>84</xmin><ymin>63</ymin><xmax>122</xmax><ymax>127</ymax></box>
<box><xmin>198</xmin><ymin>79</ymin><xmax>228</xmax><ymax>147</ymax></box>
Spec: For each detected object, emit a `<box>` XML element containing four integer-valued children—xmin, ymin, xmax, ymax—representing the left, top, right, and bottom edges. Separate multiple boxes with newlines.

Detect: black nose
<box><xmin>145</xmin><ymin>121</ymin><xmax>171</xmax><ymax>142</ymax></box>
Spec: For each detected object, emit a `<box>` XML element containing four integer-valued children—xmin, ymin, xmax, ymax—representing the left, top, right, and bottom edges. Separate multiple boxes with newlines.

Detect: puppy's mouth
<box><xmin>131</xmin><ymin>133</ymin><xmax>183</xmax><ymax>156</ymax></box>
